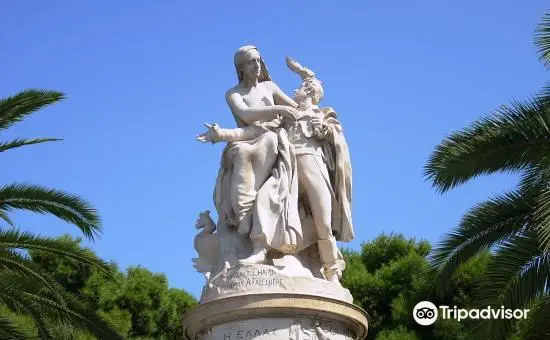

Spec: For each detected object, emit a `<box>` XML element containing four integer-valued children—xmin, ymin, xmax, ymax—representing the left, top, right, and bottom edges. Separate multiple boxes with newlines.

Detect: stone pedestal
<box><xmin>182</xmin><ymin>265</ymin><xmax>369</xmax><ymax>339</ymax></box>
<box><xmin>183</xmin><ymin>294</ymin><xmax>368</xmax><ymax>339</ymax></box>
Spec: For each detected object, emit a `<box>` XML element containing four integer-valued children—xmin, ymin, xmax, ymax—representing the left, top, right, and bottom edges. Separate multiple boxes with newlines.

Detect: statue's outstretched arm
<box><xmin>196</xmin><ymin>123</ymin><xmax>263</xmax><ymax>143</ymax></box>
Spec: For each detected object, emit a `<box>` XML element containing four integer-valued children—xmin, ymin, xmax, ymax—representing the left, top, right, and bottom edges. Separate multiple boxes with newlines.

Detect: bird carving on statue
<box><xmin>192</xmin><ymin>210</ymin><xmax>219</xmax><ymax>280</ymax></box>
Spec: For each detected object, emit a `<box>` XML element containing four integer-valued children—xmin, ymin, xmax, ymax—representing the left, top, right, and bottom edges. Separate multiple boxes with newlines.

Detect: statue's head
<box><xmin>294</xmin><ymin>77</ymin><xmax>324</xmax><ymax>105</ymax></box>
<box><xmin>234</xmin><ymin>45</ymin><xmax>271</xmax><ymax>83</ymax></box>
<box><xmin>195</xmin><ymin>210</ymin><xmax>216</xmax><ymax>232</ymax></box>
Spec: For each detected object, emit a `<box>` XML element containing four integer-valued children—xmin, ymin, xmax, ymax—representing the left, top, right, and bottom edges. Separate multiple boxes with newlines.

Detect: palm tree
<box><xmin>0</xmin><ymin>89</ymin><xmax>123</xmax><ymax>339</ymax></box>
<box><xmin>423</xmin><ymin>12</ymin><xmax>550</xmax><ymax>340</ymax></box>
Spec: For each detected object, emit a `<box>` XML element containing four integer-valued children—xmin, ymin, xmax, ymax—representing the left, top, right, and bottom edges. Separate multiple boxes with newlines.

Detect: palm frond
<box><xmin>521</xmin><ymin>295</ymin><xmax>550</xmax><ymax>340</ymax></box>
<box><xmin>426</xmin><ymin>189</ymin><xmax>531</xmax><ymax>297</ymax></box>
<box><xmin>0</xmin><ymin>229</ymin><xmax>112</xmax><ymax>275</ymax></box>
<box><xmin>20</xmin><ymin>288</ymin><xmax>121</xmax><ymax>339</ymax></box>
<box><xmin>531</xmin><ymin>186</ymin><xmax>550</xmax><ymax>251</ymax></box>
<box><xmin>540</xmin><ymin>81</ymin><xmax>550</xmax><ymax>102</ymax></box>
<box><xmin>535</xmin><ymin>11</ymin><xmax>550</xmax><ymax>68</ymax></box>
<box><xmin>481</xmin><ymin>234</ymin><xmax>548</xmax><ymax>308</ymax></box>
<box><xmin>0</xmin><ymin>280</ymin><xmax>54</xmax><ymax>340</ymax></box>
<box><xmin>0</xmin><ymin>316</ymin><xmax>33</xmax><ymax>340</ymax></box>
<box><xmin>517</xmin><ymin>166</ymin><xmax>550</xmax><ymax>251</ymax></box>
<box><xmin>47</xmin><ymin>290</ymin><xmax>124</xmax><ymax>340</ymax></box>
<box><xmin>0</xmin><ymin>211</ymin><xmax>14</xmax><ymax>226</ymax></box>
<box><xmin>468</xmin><ymin>232</ymin><xmax>549</xmax><ymax>339</ymax></box>
<box><xmin>0</xmin><ymin>89</ymin><xmax>64</xmax><ymax>131</ymax></box>
<box><xmin>0</xmin><ymin>273</ymin><xmax>122</xmax><ymax>340</ymax></box>
<box><xmin>0</xmin><ymin>184</ymin><xmax>102</xmax><ymax>240</ymax></box>
<box><xmin>0</xmin><ymin>138</ymin><xmax>61</xmax><ymax>153</ymax></box>
<box><xmin>47</xmin><ymin>320</ymin><xmax>79</xmax><ymax>340</ymax></box>
<box><xmin>517</xmin><ymin>164</ymin><xmax>550</xmax><ymax>194</ymax></box>
<box><xmin>0</xmin><ymin>249</ymin><xmax>60</xmax><ymax>299</ymax></box>
<box><xmin>424</xmin><ymin>97</ymin><xmax>550</xmax><ymax>193</ymax></box>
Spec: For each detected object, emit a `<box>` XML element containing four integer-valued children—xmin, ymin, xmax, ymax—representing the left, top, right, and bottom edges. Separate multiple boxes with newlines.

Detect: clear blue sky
<box><xmin>1</xmin><ymin>1</ymin><xmax>548</xmax><ymax>299</ymax></box>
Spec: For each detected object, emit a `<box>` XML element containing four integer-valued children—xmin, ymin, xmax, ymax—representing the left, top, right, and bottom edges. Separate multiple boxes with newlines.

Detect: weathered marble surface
<box><xmin>183</xmin><ymin>294</ymin><xmax>368</xmax><ymax>340</ymax></box>
<box><xmin>200</xmin><ymin>264</ymin><xmax>353</xmax><ymax>303</ymax></box>
<box><xmin>201</xmin><ymin>317</ymin><xmax>357</xmax><ymax>339</ymax></box>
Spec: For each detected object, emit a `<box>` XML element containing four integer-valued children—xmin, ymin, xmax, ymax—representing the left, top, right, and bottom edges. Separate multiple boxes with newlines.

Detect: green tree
<box><xmin>0</xmin><ymin>90</ymin><xmax>122</xmax><ymax>339</ymax></box>
<box><xmin>423</xmin><ymin>12</ymin><xmax>550</xmax><ymax>340</ymax></box>
<box><xmin>82</xmin><ymin>266</ymin><xmax>196</xmax><ymax>339</ymax></box>
<box><xmin>341</xmin><ymin>234</ymin><xmax>489</xmax><ymax>340</ymax></box>
<box><xmin>375</xmin><ymin>326</ymin><xmax>419</xmax><ymax>340</ymax></box>
<box><xmin>30</xmin><ymin>235</ymin><xmax>197</xmax><ymax>339</ymax></box>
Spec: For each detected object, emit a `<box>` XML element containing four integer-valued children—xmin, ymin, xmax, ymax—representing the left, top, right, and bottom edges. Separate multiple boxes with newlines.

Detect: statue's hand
<box><xmin>311</xmin><ymin>117</ymin><xmax>322</xmax><ymax>130</ymax></box>
<box><xmin>278</xmin><ymin>106</ymin><xmax>299</xmax><ymax>121</ymax></box>
<box><xmin>196</xmin><ymin>122</ymin><xmax>221</xmax><ymax>143</ymax></box>
<box><xmin>312</xmin><ymin>116</ymin><xmax>328</xmax><ymax>139</ymax></box>
<box><xmin>311</xmin><ymin>116</ymin><xmax>323</xmax><ymax>131</ymax></box>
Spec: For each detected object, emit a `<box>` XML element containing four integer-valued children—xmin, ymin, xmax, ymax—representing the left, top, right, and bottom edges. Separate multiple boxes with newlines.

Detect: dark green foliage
<box><xmin>360</xmin><ymin>233</ymin><xmax>431</xmax><ymax>273</ymax></box>
<box><xmin>375</xmin><ymin>326</ymin><xmax>420</xmax><ymax>340</ymax></box>
<box><xmin>341</xmin><ymin>234</ymin><xmax>489</xmax><ymax>340</ymax></box>
<box><xmin>29</xmin><ymin>236</ymin><xmax>197</xmax><ymax>339</ymax></box>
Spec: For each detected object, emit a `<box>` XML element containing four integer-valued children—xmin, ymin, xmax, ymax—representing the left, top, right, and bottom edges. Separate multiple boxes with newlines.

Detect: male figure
<box><xmin>198</xmin><ymin>58</ymin><xmax>353</xmax><ymax>282</ymax></box>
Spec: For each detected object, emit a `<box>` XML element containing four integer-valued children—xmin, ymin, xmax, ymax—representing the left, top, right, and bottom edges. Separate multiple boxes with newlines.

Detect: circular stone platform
<box><xmin>182</xmin><ymin>293</ymin><xmax>369</xmax><ymax>339</ymax></box>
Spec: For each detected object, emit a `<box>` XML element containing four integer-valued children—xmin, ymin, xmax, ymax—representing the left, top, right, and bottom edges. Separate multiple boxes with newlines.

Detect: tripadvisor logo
<box><xmin>413</xmin><ymin>301</ymin><xmax>530</xmax><ymax>326</ymax></box>
<box><xmin>413</xmin><ymin>301</ymin><xmax>438</xmax><ymax>326</ymax></box>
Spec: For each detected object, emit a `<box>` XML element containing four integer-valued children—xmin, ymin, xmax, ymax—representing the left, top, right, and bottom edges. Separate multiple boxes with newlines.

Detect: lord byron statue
<box><xmin>193</xmin><ymin>45</ymin><xmax>353</xmax><ymax>289</ymax></box>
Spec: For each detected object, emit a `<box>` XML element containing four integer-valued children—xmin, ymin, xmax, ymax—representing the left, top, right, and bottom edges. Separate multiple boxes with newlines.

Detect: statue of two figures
<box><xmin>193</xmin><ymin>45</ymin><xmax>354</xmax><ymax>293</ymax></box>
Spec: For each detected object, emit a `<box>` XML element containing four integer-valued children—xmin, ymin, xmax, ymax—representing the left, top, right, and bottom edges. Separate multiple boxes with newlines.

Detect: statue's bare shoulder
<box><xmin>225</xmin><ymin>84</ymin><xmax>241</xmax><ymax>101</ymax></box>
<box><xmin>226</xmin><ymin>81</ymin><xmax>274</xmax><ymax>96</ymax></box>
<box><xmin>225</xmin><ymin>84</ymin><xmax>246</xmax><ymax>110</ymax></box>
<box><xmin>226</xmin><ymin>82</ymin><xmax>278</xmax><ymax>110</ymax></box>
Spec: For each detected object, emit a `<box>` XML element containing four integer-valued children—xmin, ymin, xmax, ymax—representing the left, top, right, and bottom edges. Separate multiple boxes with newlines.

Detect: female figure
<box><xmin>212</xmin><ymin>46</ymin><xmax>300</xmax><ymax>263</ymax></box>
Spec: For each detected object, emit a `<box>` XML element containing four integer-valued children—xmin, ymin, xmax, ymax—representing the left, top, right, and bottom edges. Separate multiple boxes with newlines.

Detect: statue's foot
<box><xmin>324</xmin><ymin>268</ymin><xmax>342</xmax><ymax>286</ymax></box>
<box><xmin>239</xmin><ymin>249</ymin><xmax>267</xmax><ymax>264</ymax></box>
<box><xmin>326</xmin><ymin>275</ymin><xmax>342</xmax><ymax>285</ymax></box>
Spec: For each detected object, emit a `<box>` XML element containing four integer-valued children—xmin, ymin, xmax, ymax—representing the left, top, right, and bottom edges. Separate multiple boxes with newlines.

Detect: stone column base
<box><xmin>182</xmin><ymin>293</ymin><xmax>369</xmax><ymax>339</ymax></box>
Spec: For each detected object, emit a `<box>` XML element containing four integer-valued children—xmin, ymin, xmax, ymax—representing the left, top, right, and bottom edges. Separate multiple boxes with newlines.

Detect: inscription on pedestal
<box><xmin>222</xmin><ymin>328</ymin><xmax>277</xmax><ymax>339</ymax></box>
<box><xmin>222</xmin><ymin>267</ymin><xmax>283</xmax><ymax>290</ymax></box>
<box><xmin>208</xmin><ymin>317</ymin><xmax>357</xmax><ymax>340</ymax></box>
<box><xmin>200</xmin><ymin>264</ymin><xmax>354</xmax><ymax>303</ymax></box>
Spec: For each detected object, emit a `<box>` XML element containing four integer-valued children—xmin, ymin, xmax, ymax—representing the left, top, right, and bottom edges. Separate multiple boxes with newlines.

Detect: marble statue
<box><xmin>184</xmin><ymin>45</ymin><xmax>368</xmax><ymax>340</ymax></box>
<box><xmin>193</xmin><ymin>45</ymin><xmax>354</xmax><ymax>300</ymax></box>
